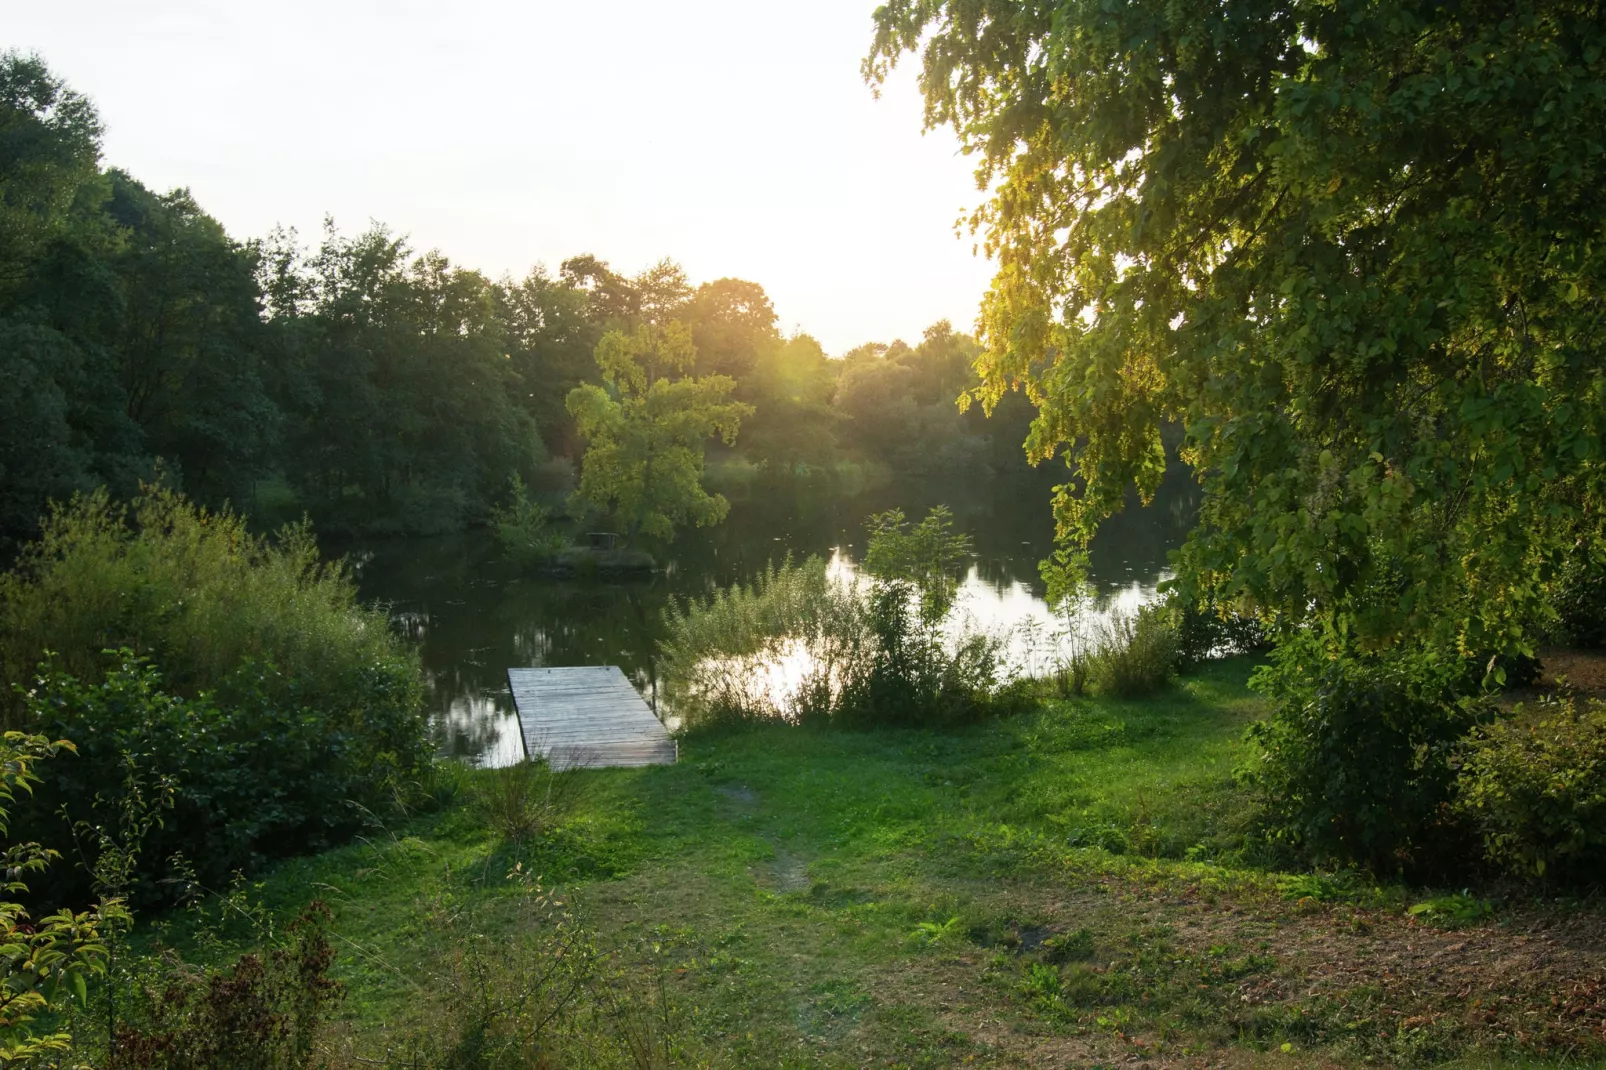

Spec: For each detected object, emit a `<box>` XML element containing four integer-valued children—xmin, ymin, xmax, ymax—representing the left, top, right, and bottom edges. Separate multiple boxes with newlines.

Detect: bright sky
<box><xmin>6</xmin><ymin>0</ymin><xmax>995</xmax><ymax>355</ymax></box>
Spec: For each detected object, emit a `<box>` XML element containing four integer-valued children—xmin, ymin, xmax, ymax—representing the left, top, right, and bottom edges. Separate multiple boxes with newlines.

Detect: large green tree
<box><xmin>566</xmin><ymin>322</ymin><xmax>751</xmax><ymax>542</ymax></box>
<box><xmin>833</xmin><ymin>323</ymin><xmax>993</xmax><ymax>480</ymax></box>
<box><xmin>104</xmin><ymin>172</ymin><xmax>276</xmax><ymax>504</ymax></box>
<box><xmin>0</xmin><ymin>51</ymin><xmax>102</xmax><ymax>292</ymax></box>
<box><xmin>0</xmin><ymin>54</ymin><xmax>273</xmax><ymax>533</ymax></box>
<box><xmin>688</xmin><ymin>276</ymin><xmax>780</xmax><ymax>379</ymax></box>
<box><xmin>869</xmin><ymin>0</ymin><xmax>1606</xmax><ymax>660</ymax></box>
<box><xmin>263</xmin><ymin>224</ymin><xmax>544</xmax><ymax>533</ymax></box>
<box><xmin>499</xmin><ymin>264</ymin><xmax>603</xmax><ymax>458</ymax></box>
<box><xmin>741</xmin><ymin>333</ymin><xmax>842</xmax><ymax>476</ymax></box>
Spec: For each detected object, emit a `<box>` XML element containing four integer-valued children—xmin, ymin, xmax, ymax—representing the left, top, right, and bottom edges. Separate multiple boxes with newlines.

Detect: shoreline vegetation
<box><xmin>78</xmin><ymin>660</ymin><xmax>1606</xmax><ymax>1067</ymax></box>
<box><xmin>0</xmin><ymin>485</ymin><xmax>1597</xmax><ymax>1065</ymax></box>
<box><xmin>4</xmin><ymin>2</ymin><xmax>1606</xmax><ymax>1062</ymax></box>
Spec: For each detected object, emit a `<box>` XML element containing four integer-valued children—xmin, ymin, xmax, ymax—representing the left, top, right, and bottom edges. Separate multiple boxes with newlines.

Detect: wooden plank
<box><xmin>506</xmin><ymin>665</ymin><xmax>675</xmax><ymax>770</ymax></box>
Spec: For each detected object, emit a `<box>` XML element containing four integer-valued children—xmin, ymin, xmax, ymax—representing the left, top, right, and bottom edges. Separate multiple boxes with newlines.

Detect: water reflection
<box><xmin>690</xmin><ymin>550</ymin><xmax>1175</xmax><ymax>725</ymax></box>
<box><xmin>346</xmin><ymin>470</ymin><xmax>1195</xmax><ymax>766</ymax></box>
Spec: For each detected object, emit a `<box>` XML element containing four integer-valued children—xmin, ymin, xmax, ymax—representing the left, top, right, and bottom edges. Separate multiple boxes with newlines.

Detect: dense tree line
<box><xmin>0</xmin><ymin>52</ymin><xmax>1039</xmax><ymax>546</ymax></box>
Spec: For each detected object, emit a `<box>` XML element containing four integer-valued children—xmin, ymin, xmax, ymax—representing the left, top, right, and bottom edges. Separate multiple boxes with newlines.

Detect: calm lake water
<box><xmin>348</xmin><ymin>469</ymin><xmax>1197</xmax><ymax>766</ymax></box>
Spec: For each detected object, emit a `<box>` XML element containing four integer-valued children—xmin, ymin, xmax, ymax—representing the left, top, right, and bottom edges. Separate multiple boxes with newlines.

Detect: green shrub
<box><xmin>661</xmin><ymin>507</ymin><xmax>1005</xmax><ymax>731</ymax></box>
<box><xmin>0</xmin><ymin>487</ymin><xmax>427</xmax><ymax>895</ymax></box>
<box><xmin>0</xmin><ymin>486</ymin><xmax>421</xmax><ymax>731</ymax></box>
<box><xmin>833</xmin><ymin>578</ymin><xmax>1004</xmax><ymax>727</ymax></box>
<box><xmin>1164</xmin><ymin>593</ymin><xmax>1268</xmax><ymax>670</ymax></box>
<box><xmin>1549</xmin><ymin>547</ymin><xmax>1606</xmax><ymax>648</ymax></box>
<box><xmin>1456</xmin><ymin>693</ymin><xmax>1606</xmax><ymax>882</ymax></box>
<box><xmin>862</xmin><ymin>506</ymin><xmax>971</xmax><ymax>624</ymax></box>
<box><xmin>833</xmin><ymin>505</ymin><xmax>1002</xmax><ymax>726</ymax></box>
<box><xmin>107</xmin><ymin>902</ymin><xmax>343</xmax><ymax>1069</ymax></box>
<box><xmin>490</xmin><ymin>473</ymin><xmax>570</xmax><ymax>567</ymax></box>
<box><xmin>0</xmin><ymin>732</ymin><xmax>123</xmax><ymax>1063</ymax></box>
<box><xmin>1043</xmin><ymin>652</ymin><xmax>1093</xmax><ymax>698</ymax></box>
<box><xmin>1242</xmin><ymin>642</ymin><xmax>1485</xmax><ymax>873</ymax></box>
<box><xmin>661</xmin><ymin>556</ymin><xmax>871</xmax><ymax>729</ymax></box>
<box><xmin>23</xmin><ymin>651</ymin><xmax>424</xmax><ymax>897</ymax></box>
<box><xmin>1085</xmin><ymin>605</ymin><xmax>1177</xmax><ymax>698</ymax></box>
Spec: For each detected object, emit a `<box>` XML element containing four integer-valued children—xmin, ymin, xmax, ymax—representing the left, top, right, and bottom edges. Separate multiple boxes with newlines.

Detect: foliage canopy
<box><xmin>868</xmin><ymin>0</ymin><xmax>1606</xmax><ymax>660</ymax></box>
<box><xmin>1</xmin><ymin>51</ymin><xmax>1054</xmax><ymax>545</ymax></box>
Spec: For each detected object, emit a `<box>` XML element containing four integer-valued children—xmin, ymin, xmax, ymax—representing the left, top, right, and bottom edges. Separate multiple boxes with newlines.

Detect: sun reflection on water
<box><xmin>663</xmin><ymin>549</ymin><xmax>1170</xmax><ymax>732</ymax></box>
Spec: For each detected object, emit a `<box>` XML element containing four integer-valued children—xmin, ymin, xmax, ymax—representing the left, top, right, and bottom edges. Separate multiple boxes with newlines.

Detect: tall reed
<box><xmin>659</xmin><ymin>556</ymin><xmax>870</xmax><ymax>729</ymax></box>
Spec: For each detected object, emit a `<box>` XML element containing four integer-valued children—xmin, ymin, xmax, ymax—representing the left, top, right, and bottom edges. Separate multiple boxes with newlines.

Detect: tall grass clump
<box><xmin>1042</xmin><ymin>604</ymin><xmax>1178</xmax><ymax>699</ymax></box>
<box><xmin>660</xmin><ymin>556</ymin><xmax>870</xmax><ymax>729</ymax></box>
<box><xmin>472</xmin><ymin>758</ymin><xmax>585</xmax><ymax>844</ymax></box>
<box><xmin>1035</xmin><ymin>549</ymin><xmax>1175</xmax><ymax>699</ymax></box>
<box><xmin>0</xmin><ymin>486</ymin><xmax>428</xmax><ymax>896</ymax></box>
<box><xmin>662</xmin><ymin>506</ymin><xmax>1010</xmax><ymax>730</ymax></box>
<box><xmin>1087</xmin><ymin>605</ymin><xmax>1178</xmax><ymax>698</ymax></box>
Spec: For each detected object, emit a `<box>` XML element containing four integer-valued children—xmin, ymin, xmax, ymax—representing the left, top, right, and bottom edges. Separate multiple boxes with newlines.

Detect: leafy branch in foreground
<box><xmin>0</xmin><ymin>731</ymin><xmax>125</xmax><ymax>1063</ymax></box>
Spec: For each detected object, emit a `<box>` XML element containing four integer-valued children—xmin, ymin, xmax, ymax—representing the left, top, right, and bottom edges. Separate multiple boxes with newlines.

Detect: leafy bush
<box><xmin>1164</xmin><ymin>593</ymin><xmax>1268</xmax><ymax>670</ymax></box>
<box><xmin>834</xmin><ymin>578</ymin><xmax>1004</xmax><ymax>727</ymax></box>
<box><xmin>0</xmin><ymin>732</ymin><xmax>122</xmax><ymax>1063</ymax></box>
<box><xmin>1043</xmin><ymin>604</ymin><xmax>1178</xmax><ymax>700</ymax></box>
<box><xmin>23</xmin><ymin>651</ymin><xmax>422</xmax><ymax>896</ymax></box>
<box><xmin>490</xmin><ymin>473</ymin><xmax>570</xmax><ymax>567</ymax></box>
<box><xmin>0</xmin><ymin>486</ymin><xmax>422</xmax><ymax>731</ymax></box>
<box><xmin>835</xmin><ymin>505</ymin><xmax>1003</xmax><ymax>726</ymax></box>
<box><xmin>661</xmin><ymin>556</ymin><xmax>871</xmax><ymax>730</ymax></box>
<box><xmin>1549</xmin><ymin>547</ymin><xmax>1606</xmax><ymax>648</ymax></box>
<box><xmin>1242</xmin><ymin>643</ymin><xmax>1486</xmax><ymax>873</ymax></box>
<box><xmin>861</xmin><ymin>505</ymin><xmax>971</xmax><ymax>624</ymax></box>
<box><xmin>1406</xmin><ymin>892</ymin><xmax>1496</xmax><ymax>928</ymax></box>
<box><xmin>0</xmin><ymin>487</ymin><xmax>428</xmax><ymax>894</ymax></box>
<box><xmin>662</xmin><ymin>506</ymin><xmax>1007</xmax><ymax>730</ymax></box>
<box><xmin>1456</xmin><ymin>693</ymin><xmax>1606</xmax><ymax>882</ymax></box>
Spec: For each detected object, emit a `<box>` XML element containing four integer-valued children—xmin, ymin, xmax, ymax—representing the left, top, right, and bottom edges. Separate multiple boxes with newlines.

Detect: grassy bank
<box><xmin>135</xmin><ymin>659</ymin><xmax>1605</xmax><ymax>1067</ymax></box>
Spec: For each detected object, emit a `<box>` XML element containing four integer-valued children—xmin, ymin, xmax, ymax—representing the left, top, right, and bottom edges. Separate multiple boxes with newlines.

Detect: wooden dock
<box><xmin>506</xmin><ymin>665</ymin><xmax>677</xmax><ymax>770</ymax></box>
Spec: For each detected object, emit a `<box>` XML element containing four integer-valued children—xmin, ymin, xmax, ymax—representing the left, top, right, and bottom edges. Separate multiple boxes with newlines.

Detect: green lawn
<box><xmin>134</xmin><ymin>659</ymin><xmax>1606</xmax><ymax>1067</ymax></box>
